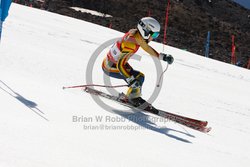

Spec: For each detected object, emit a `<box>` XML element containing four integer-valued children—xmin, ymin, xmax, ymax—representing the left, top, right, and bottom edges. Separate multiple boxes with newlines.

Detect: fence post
<box><xmin>247</xmin><ymin>58</ymin><xmax>250</xmax><ymax>69</ymax></box>
<box><xmin>163</xmin><ymin>0</ymin><xmax>170</xmax><ymax>45</ymax></box>
<box><xmin>231</xmin><ymin>35</ymin><xmax>236</xmax><ymax>65</ymax></box>
<box><xmin>205</xmin><ymin>31</ymin><xmax>210</xmax><ymax>57</ymax></box>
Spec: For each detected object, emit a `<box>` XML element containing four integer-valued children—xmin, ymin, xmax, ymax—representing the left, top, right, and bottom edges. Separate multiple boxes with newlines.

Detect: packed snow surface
<box><xmin>1</xmin><ymin>4</ymin><xmax>250</xmax><ymax>167</ymax></box>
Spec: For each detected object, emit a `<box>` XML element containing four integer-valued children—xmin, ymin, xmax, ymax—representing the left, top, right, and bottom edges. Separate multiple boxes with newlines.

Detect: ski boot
<box><xmin>117</xmin><ymin>93</ymin><xmax>147</xmax><ymax>107</ymax></box>
<box><xmin>129</xmin><ymin>97</ymin><xmax>159</xmax><ymax>114</ymax></box>
<box><xmin>128</xmin><ymin>97</ymin><xmax>154</xmax><ymax>110</ymax></box>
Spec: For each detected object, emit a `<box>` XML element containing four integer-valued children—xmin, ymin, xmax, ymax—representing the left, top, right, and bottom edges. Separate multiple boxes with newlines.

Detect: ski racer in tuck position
<box><xmin>102</xmin><ymin>17</ymin><xmax>174</xmax><ymax>107</ymax></box>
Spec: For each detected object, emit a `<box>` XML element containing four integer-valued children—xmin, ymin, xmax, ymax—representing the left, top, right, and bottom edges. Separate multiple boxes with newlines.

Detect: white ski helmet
<box><xmin>137</xmin><ymin>17</ymin><xmax>160</xmax><ymax>40</ymax></box>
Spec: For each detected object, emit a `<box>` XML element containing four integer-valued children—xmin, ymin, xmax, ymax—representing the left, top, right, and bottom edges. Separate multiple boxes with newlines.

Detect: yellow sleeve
<box><xmin>134</xmin><ymin>32</ymin><xmax>159</xmax><ymax>58</ymax></box>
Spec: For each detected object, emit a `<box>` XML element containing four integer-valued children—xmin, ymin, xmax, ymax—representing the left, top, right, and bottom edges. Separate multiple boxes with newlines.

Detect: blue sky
<box><xmin>233</xmin><ymin>0</ymin><xmax>250</xmax><ymax>9</ymax></box>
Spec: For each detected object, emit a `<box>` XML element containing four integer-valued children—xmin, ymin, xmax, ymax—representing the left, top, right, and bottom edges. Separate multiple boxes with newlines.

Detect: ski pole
<box><xmin>157</xmin><ymin>63</ymin><xmax>169</xmax><ymax>87</ymax></box>
<box><xmin>157</xmin><ymin>37</ymin><xmax>170</xmax><ymax>87</ymax></box>
<box><xmin>62</xmin><ymin>84</ymin><xmax>128</xmax><ymax>90</ymax></box>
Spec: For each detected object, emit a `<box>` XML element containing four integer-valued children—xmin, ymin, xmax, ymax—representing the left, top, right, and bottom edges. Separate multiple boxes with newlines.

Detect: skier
<box><xmin>102</xmin><ymin>17</ymin><xmax>174</xmax><ymax>107</ymax></box>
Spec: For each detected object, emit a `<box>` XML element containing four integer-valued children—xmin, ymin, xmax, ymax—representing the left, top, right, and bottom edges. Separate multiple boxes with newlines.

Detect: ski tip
<box><xmin>203</xmin><ymin>127</ymin><xmax>212</xmax><ymax>133</ymax></box>
<box><xmin>202</xmin><ymin>121</ymin><xmax>208</xmax><ymax>127</ymax></box>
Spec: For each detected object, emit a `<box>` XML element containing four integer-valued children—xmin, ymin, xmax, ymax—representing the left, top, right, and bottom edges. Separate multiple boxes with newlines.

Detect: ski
<box><xmin>83</xmin><ymin>87</ymin><xmax>211</xmax><ymax>133</ymax></box>
<box><xmin>157</xmin><ymin>110</ymin><xmax>211</xmax><ymax>133</ymax></box>
<box><xmin>157</xmin><ymin>109</ymin><xmax>208</xmax><ymax>127</ymax></box>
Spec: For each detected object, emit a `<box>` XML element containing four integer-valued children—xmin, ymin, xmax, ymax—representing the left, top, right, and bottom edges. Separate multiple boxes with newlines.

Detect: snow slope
<box><xmin>1</xmin><ymin>3</ymin><xmax>250</xmax><ymax>167</ymax></box>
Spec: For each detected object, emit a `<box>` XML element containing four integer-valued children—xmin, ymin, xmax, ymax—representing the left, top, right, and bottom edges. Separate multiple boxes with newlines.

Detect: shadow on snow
<box><xmin>0</xmin><ymin>80</ymin><xmax>49</xmax><ymax>121</ymax></box>
<box><xmin>112</xmin><ymin>108</ymin><xmax>194</xmax><ymax>143</ymax></box>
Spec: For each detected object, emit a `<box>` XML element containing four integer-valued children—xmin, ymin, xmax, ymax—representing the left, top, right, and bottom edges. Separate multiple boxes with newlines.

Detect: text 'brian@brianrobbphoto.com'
<box><xmin>72</xmin><ymin>115</ymin><xmax>170</xmax><ymax>131</ymax></box>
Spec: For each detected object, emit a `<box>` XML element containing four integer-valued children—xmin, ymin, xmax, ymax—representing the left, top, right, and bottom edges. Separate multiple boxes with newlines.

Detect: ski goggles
<box><xmin>150</xmin><ymin>31</ymin><xmax>160</xmax><ymax>39</ymax></box>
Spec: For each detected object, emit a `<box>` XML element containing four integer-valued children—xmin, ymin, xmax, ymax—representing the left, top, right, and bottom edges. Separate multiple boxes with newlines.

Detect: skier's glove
<box><xmin>126</xmin><ymin>76</ymin><xmax>141</xmax><ymax>88</ymax></box>
<box><xmin>159</xmin><ymin>53</ymin><xmax>174</xmax><ymax>64</ymax></box>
